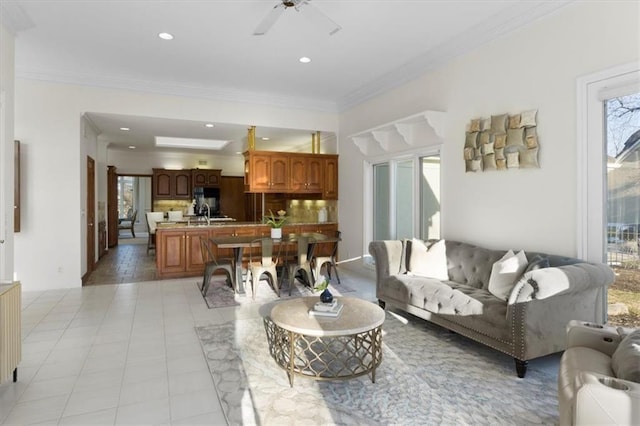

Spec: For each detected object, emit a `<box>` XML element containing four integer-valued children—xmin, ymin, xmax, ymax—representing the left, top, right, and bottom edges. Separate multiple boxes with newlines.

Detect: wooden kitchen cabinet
<box><xmin>290</xmin><ymin>154</ymin><xmax>323</xmax><ymax>193</ymax></box>
<box><xmin>153</xmin><ymin>169</ymin><xmax>191</xmax><ymax>200</ymax></box>
<box><xmin>244</xmin><ymin>151</ymin><xmax>338</xmax><ymax>198</ymax></box>
<box><xmin>156</xmin><ymin>228</ymin><xmax>209</xmax><ymax>278</ymax></box>
<box><xmin>243</xmin><ymin>151</ymin><xmax>289</xmax><ymax>193</ymax></box>
<box><xmin>323</xmin><ymin>156</ymin><xmax>339</xmax><ymax>199</ymax></box>
<box><xmin>192</xmin><ymin>169</ymin><xmax>221</xmax><ymax>187</ymax></box>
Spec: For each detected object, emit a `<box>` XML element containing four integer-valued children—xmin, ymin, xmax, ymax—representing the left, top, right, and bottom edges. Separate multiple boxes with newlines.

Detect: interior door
<box><xmin>86</xmin><ymin>156</ymin><xmax>96</xmax><ymax>278</ymax></box>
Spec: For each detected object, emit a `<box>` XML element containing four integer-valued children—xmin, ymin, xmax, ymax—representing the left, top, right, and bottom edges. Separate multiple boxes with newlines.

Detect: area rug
<box><xmin>196</xmin><ymin>307</ymin><xmax>559</xmax><ymax>425</ymax></box>
<box><xmin>200</xmin><ymin>276</ymin><xmax>356</xmax><ymax>309</ymax></box>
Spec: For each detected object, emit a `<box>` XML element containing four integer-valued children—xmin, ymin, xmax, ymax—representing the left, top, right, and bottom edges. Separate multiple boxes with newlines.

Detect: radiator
<box><xmin>0</xmin><ymin>282</ymin><xmax>21</xmax><ymax>384</ymax></box>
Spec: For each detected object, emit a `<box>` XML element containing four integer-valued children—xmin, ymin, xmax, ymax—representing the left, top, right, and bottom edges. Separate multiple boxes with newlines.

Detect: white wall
<box><xmin>14</xmin><ymin>81</ymin><xmax>338</xmax><ymax>290</ymax></box>
<box><xmin>0</xmin><ymin>23</ymin><xmax>15</xmax><ymax>282</ymax></box>
<box><xmin>338</xmin><ymin>1</ymin><xmax>640</xmax><ymax>272</ymax></box>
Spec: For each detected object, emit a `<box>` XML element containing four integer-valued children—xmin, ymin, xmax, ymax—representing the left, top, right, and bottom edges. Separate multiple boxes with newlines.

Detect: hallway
<box><xmin>86</xmin><ymin>235</ymin><xmax>156</xmax><ymax>286</ymax></box>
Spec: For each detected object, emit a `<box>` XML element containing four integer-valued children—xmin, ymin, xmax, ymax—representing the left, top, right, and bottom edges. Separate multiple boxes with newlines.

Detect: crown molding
<box><xmin>0</xmin><ymin>1</ymin><xmax>34</xmax><ymax>34</ymax></box>
<box><xmin>336</xmin><ymin>0</ymin><xmax>574</xmax><ymax>111</ymax></box>
<box><xmin>15</xmin><ymin>67</ymin><xmax>339</xmax><ymax>113</ymax></box>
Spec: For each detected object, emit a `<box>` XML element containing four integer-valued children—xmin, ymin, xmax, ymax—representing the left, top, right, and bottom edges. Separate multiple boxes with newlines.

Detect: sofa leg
<box><xmin>514</xmin><ymin>359</ymin><xmax>528</xmax><ymax>378</ymax></box>
<box><xmin>378</xmin><ymin>299</ymin><xmax>386</xmax><ymax>310</ymax></box>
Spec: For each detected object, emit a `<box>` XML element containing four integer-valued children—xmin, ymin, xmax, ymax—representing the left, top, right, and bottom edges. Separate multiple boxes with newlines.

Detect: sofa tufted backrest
<box><xmin>444</xmin><ymin>240</ymin><xmax>507</xmax><ymax>290</ymax></box>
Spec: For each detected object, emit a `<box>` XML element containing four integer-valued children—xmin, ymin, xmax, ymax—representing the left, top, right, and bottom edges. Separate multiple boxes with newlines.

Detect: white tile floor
<box><xmin>0</xmin><ymin>270</ymin><xmax>377</xmax><ymax>425</ymax></box>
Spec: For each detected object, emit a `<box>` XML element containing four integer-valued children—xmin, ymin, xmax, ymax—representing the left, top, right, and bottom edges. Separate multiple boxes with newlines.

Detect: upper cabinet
<box><xmin>244</xmin><ymin>151</ymin><xmax>289</xmax><ymax>193</ymax></box>
<box><xmin>192</xmin><ymin>169</ymin><xmax>221</xmax><ymax>187</ymax></box>
<box><xmin>244</xmin><ymin>151</ymin><xmax>338</xmax><ymax>198</ymax></box>
<box><xmin>290</xmin><ymin>155</ymin><xmax>323</xmax><ymax>193</ymax></box>
<box><xmin>153</xmin><ymin>168</ymin><xmax>191</xmax><ymax>200</ymax></box>
<box><xmin>323</xmin><ymin>155</ymin><xmax>339</xmax><ymax>200</ymax></box>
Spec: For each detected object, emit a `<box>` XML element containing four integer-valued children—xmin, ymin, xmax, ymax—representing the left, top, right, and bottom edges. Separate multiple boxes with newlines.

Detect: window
<box><xmin>605</xmin><ymin>92</ymin><xmax>640</xmax><ymax>267</ymax></box>
<box><xmin>372</xmin><ymin>153</ymin><xmax>440</xmax><ymax>242</ymax></box>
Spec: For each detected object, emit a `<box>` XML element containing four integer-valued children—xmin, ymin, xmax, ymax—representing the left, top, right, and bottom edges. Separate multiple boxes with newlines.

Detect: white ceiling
<box><xmin>3</xmin><ymin>0</ymin><xmax>571</xmax><ymax>154</ymax></box>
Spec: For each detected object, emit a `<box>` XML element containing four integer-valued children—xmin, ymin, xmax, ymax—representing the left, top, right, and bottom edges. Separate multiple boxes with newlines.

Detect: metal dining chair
<box><xmin>199</xmin><ymin>236</ymin><xmax>235</xmax><ymax>296</ymax></box>
<box><xmin>246</xmin><ymin>238</ymin><xmax>280</xmax><ymax>300</ymax></box>
<box><xmin>286</xmin><ymin>235</ymin><xmax>313</xmax><ymax>295</ymax></box>
<box><xmin>311</xmin><ymin>230</ymin><xmax>341</xmax><ymax>284</ymax></box>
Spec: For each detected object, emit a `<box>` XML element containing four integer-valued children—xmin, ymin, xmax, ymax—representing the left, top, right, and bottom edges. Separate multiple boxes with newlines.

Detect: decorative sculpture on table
<box><xmin>464</xmin><ymin>109</ymin><xmax>539</xmax><ymax>172</ymax></box>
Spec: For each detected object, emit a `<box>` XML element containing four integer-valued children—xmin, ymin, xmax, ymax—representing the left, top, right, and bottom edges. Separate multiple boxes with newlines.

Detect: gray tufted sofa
<box><xmin>369</xmin><ymin>240</ymin><xmax>615</xmax><ymax>378</ymax></box>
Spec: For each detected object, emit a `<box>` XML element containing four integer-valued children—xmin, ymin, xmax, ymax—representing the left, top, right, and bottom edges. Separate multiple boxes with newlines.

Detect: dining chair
<box><xmin>199</xmin><ymin>236</ymin><xmax>235</xmax><ymax>296</ymax></box>
<box><xmin>246</xmin><ymin>238</ymin><xmax>280</xmax><ymax>299</ymax></box>
<box><xmin>145</xmin><ymin>211</ymin><xmax>165</xmax><ymax>255</ymax></box>
<box><xmin>118</xmin><ymin>209</ymin><xmax>137</xmax><ymax>238</ymax></box>
<box><xmin>311</xmin><ymin>230</ymin><xmax>341</xmax><ymax>284</ymax></box>
<box><xmin>286</xmin><ymin>235</ymin><xmax>313</xmax><ymax>295</ymax></box>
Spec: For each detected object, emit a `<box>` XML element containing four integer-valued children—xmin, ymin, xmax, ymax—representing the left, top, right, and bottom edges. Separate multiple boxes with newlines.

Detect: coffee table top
<box><xmin>270</xmin><ymin>297</ymin><xmax>385</xmax><ymax>337</ymax></box>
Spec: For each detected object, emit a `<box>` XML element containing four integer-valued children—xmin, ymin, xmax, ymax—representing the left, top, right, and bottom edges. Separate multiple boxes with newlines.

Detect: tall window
<box><xmin>372</xmin><ymin>153</ymin><xmax>440</xmax><ymax>241</ymax></box>
<box><xmin>605</xmin><ymin>93</ymin><xmax>640</xmax><ymax>267</ymax></box>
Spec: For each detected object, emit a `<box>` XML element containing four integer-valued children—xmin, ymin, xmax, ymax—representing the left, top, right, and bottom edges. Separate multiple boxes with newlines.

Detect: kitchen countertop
<box><xmin>156</xmin><ymin>220</ymin><xmax>337</xmax><ymax>230</ymax></box>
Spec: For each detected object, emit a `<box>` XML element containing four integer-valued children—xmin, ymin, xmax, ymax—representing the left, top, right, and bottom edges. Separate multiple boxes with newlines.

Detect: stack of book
<box><xmin>309</xmin><ymin>299</ymin><xmax>343</xmax><ymax>317</ymax></box>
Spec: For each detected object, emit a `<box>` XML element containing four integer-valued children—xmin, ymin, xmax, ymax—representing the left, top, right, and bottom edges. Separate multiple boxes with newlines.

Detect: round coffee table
<box><xmin>264</xmin><ymin>296</ymin><xmax>385</xmax><ymax>387</ymax></box>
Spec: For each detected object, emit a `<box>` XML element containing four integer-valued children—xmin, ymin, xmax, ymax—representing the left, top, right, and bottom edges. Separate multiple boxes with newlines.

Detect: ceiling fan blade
<box><xmin>253</xmin><ymin>3</ymin><xmax>286</xmax><ymax>36</ymax></box>
<box><xmin>299</xmin><ymin>1</ymin><xmax>341</xmax><ymax>36</ymax></box>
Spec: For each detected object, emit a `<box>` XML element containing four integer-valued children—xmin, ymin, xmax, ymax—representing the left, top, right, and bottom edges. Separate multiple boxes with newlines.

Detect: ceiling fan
<box><xmin>253</xmin><ymin>0</ymin><xmax>341</xmax><ymax>36</ymax></box>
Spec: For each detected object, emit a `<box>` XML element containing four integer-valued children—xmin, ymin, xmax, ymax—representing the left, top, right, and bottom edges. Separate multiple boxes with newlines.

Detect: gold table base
<box><xmin>264</xmin><ymin>317</ymin><xmax>383</xmax><ymax>387</ymax></box>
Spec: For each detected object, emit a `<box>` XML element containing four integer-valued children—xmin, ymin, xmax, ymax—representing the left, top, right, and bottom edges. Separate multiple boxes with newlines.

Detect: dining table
<box><xmin>209</xmin><ymin>232</ymin><xmax>341</xmax><ymax>294</ymax></box>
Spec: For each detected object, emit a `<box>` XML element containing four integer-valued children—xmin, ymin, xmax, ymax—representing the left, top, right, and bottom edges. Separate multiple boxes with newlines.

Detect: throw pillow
<box><xmin>408</xmin><ymin>238</ymin><xmax>448</xmax><ymax>280</ymax></box>
<box><xmin>524</xmin><ymin>254</ymin><xmax>550</xmax><ymax>273</ymax></box>
<box><xmin>611</xmin><ymin>329</ymin><xmax>640</xmax><ymax>383</ymax></box>
<box><xmin>488</xmin><ymin>250</ymin><xmax>528</xmax><ymax>301</ymax></box>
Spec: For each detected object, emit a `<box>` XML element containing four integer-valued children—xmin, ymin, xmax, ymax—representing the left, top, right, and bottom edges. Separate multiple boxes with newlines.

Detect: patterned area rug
<box><xmin>201</xmin><ymin>276</ymin><xmax>356</xmax><ymax>309</ymax></box>
<box><xmin>196</xmin><ymin>306</ymin><xmax>559</xmax><ymax>425</ymax></box>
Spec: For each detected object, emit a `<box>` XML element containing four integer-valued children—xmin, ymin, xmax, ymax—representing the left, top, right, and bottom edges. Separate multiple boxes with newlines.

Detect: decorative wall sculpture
<box><xmin>464</xmin><ymin>109</ymin><xmax>539</xmax><ymax>172</ymax></box>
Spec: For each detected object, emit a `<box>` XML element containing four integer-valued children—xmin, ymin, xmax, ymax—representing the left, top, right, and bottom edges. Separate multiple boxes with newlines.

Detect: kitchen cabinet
<box><xmin>243</xmin><ymin>151</ymin><xmax>289</xmax><ymax>193</ymax></box>
<box><xmin>156</xmin><ymin>228</ymin><xmax>209</xmax><ymax>278</ymax></box>
<box><xmin>192</xmin><ymin>169</ymin><xmax>221</xmax><ymax>187</ymax></box>
<box><xmin>244</xmin><ymin>151</ymin><xmax>338</xmax><ymax>198</ymax></box>
<box><xmin>153</xmin><ymin>169</ymin><xmax>191</xmax><ymax>200</ymax></box>
<box><xmin>323</xmin><ymin>156</ymin><xmax>339</xmax><ymax>199</ymax></box>
<box><xmin>209</xmin><ymin>225</ymin><xmax>269</xmax><ymax>262</ymax></box>
<box><xmin>290</xmin><ymin>154</ymin><xmax>323</xmax><ymax>193</ymax></box>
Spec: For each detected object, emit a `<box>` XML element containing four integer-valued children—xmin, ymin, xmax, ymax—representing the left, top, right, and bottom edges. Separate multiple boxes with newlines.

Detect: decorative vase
<box><xmin>270</xmin><ymin>228</ymin><xmax>282</xmax><ymax>239</ymax></box>
<box><xmin>320</xmin><ymin>288</ymin><xmax>333</xmax><ymax>304</ymax></box>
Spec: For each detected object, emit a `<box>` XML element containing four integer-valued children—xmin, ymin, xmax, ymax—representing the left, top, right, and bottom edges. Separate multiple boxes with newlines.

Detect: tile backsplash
<box><xmin>287</xmin><ymin>199</ymin><xmax>338</xmax><ymax>223</ymax></box>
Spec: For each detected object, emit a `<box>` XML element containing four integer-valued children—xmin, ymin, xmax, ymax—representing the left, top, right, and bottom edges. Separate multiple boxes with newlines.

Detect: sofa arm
<box><xmin>368</xmin><ymin>240</ymin><xmax>405</xmax><ymax>293</ymax></box>
<box><xmin>574</xmin><ymin>372</ymin><xmax>640</xmax><ymax>425</ymax></box>
<box><xmin>508</xmin><ymin>262</ymin><xmax>614</xmax><ymax>304</ymax></box>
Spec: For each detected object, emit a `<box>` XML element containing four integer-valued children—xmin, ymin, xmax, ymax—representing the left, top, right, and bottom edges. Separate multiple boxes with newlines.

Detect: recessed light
<box><xmin>299</xmin><ymin>56</ymin><xmax>311</xmax><ymax>64</ymax></box>
<box><xmin>128</xmin><ymin>145</ymin><xmax>136</xmax><ymax>149</ymax></box>
<box><xmin>120</xmin><ymin>127</ymin><xmax>130</xmax><ymax>131</ymax></box>
<box><xmin>261</xmin><ymin>137</ymin><xmax>270</xmax><ymax>141</ymax></box>
<box><xmin>158</xmin><ymin>32</ymin><xmax>174</xmax><ymax>40</ymax></box>
<box><xmin>204</xmin><ymin>123</ymin><xmax>215</xmax><ymax>128</ymax></box>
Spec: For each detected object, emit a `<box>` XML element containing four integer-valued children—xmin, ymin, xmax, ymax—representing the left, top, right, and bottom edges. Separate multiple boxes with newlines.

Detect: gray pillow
<box><xmin>611</xmin><ymin>329</ymin><xmax>640</xmax><ymax>383</ymax></box>
<box><xmin>524</xmin><ymin>255</ymin><xmax>550</xmax><ymax>273</ymax></box>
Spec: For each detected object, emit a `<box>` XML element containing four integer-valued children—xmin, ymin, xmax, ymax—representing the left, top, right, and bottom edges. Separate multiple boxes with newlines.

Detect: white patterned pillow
<box><xmin>488</xmin><ymin>250</ymin><xmax>528</xmax><ymax>301</ymax></box>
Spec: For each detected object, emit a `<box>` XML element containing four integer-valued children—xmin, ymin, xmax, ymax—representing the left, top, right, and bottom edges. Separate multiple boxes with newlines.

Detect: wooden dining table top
<box><xmin>209</xmin><ymin>232</ymin><xmax>339</xmax><ymax>248</ymax></box>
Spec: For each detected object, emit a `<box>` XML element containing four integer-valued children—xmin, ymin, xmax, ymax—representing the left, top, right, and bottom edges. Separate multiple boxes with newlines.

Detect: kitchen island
<box><xmin>154</xmin><ymin>221</ymin><xmax>338</xmax><ymax>279</ymax></box>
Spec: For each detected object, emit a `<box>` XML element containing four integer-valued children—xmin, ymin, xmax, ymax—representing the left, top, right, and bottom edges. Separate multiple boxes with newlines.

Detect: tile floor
<box><xmin>85</xmin><ymin>236</ymin><xmax>156</xmax><ymax>286</ymax></box>
<box><xmin>0</xmin><ymin>245</ymin><xmax>377</xmax><ymax>425</ymax></box>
